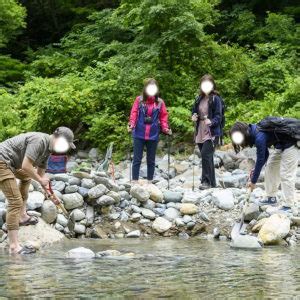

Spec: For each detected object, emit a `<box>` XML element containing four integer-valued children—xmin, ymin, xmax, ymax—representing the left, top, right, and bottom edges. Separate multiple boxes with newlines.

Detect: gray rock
<box><xmin>178</xmin><ymin>232</ymin><xmax>190</xmax><ymax>239</ymax></box>
<box><xmin>107</xmin><ymin>191</ymin><xmax>121</xmax><ymax>203</ymax></box>
<box><xmin>54</xmin><ymin>174</ymin><xmax>69</xmax><ymax>182</ymax></box>
<box><xmin>27</xmin><ymin>211</ymin><xmax>41</xmax><ymax>217</ymax></box>
<box><xmin>78</xmin><ymin>187</ymin><xmax>89</xmax><ymax>198</ymax></box>
<box><xmin>131</xmin><ymin>205</ymin><xmax>142</xmax><ymax>213</ymax></box>
<box><xmin>164</xmin><ymin>207</ymin><xmax>180</xmax><ymax>221</ymax></box>
<box><xmin>120</xmin><ymin>211</ymin><xmax>129</xmax><ymax>222</ymax></box>
<box><xmin>68</xmin><ymin>176</ymin><xmax>81</xmax><ymax>186</ymax></box>
<box><xmin>212</xmin><ymin>189</ymin><xmax>235</xmax><ymax>210</ymax></box>
<box><xmin>119</xmin><ymin>191</ymin><xmax>130</xmax><ymax>200</ymax></box>
<box><xmin>175</xmin><ymin>218</ymin><xmax>185</xmax><ymax>227</ymax></box>
<box><xmin>89</xmin><ymin>148</ymin><xmax>99</xmax><ymax>160</ymax></box>
<box><xmin>126</xmin><ymin>230</ymin><xmax>141</xmax><ymax>238</ymax></box>
<box><xmin>81</xmin><ymin>178</ymin><xmax>96</xmax><ymax>189</ymax></box>
<box><xmin>26</xmin><ymin>191</ymin><xmax>45</xmax><ymax>210</ymax></box>
<box><xmin>163</xmin><ymin>191</ymin><xmax>183</xmax><ymax>203</ymax></box>
<box><xmin>153</xmin><ymin>207</ymin><xmax>165</xmax><ymax>216</ymax></box>
<box><xmin>109</xmin><ymin>212</ymin><xmax>120</xmax><ymax>220</ymax></box>
<box><xmin>74</xmin><ymin>224</ymin><xmax>86</xmax><ymax>234</ymax></box>
<box><xmin>230</xmin><ymin>235</ymin><xmax>262</xmax><ymax>249</ymax></box>
<box><xmin>57</xmin><ymin>214</ymin><xmax>68</xmax><ymax>227</ymax></box>
<box><xmin>94</xmin><ymin>177</ymin><xmax>119</xmax><ymax>191</ymax></box>
<box><xmin>77</xmin><ymin>151</ymin><xmax>89</xmax><ymax>159</ymax></box>
<box><xmin>139</xmin><ymin>218</ymin><xmax>151</xmax><ymax>225</ymax></box>
<box><xmin>244</xmin><ymin>203</ymin><xmax>260</xmax><ymax>222</ymax></box>
<box><xmin>51</xmin><ymin>181</ymin><xmax>65</xmax><ymax>192</ymax></box>
<box><xmin>66</xmin><ymin>161</ymin><xmax>79</xmax><ymax>173</ymax></box>
<box><xmin>213</xmin><ymin>227</ymin><xmax>220</xmax><ymax>238</ymax></box>
<box><xmin>65</xmin><ymin>185</ymin><xmax>79</xmax><ymax>194</ymax></box>
<box><xmin>0</xmin><ymin>191</ymin><xmax>6</xmax><ymax>202</ymax></box>
<box><xmin>41</xmin><ymin>200</ymin><xmax>57</xmax><ymax>224</ymax></box>
<box><xmin>141</xmin><ymin>208</ymin><xmax>155</xmax><ymax>220</ymax></box>
<box><xmin>66</xmin><ymin>247</ymin><xmax>95</xmax><ymax>259</ymax></box>
<box><xmin>183</xmin><ymin>215</ymin><xmax>193</xmax><ymax>224</ymax></box>
<box><xmin>0</xmin><ymin>208</ymin><xmax>6</xmax><ymax>227</ymax></box>
<box><xmin>88</xmin><ymin>184</ymin><xmax>108</xmax><ymax>199</ymax></box>
<box><xmin>130</xmin><ymin>185</ymin><xmax>150</xmax><ymax>203</ymax></box>
<box><xmin>72</xmin><ymin>209</ymin><xmax>85</xmax><ymax>221</ymax></box>
<box><xmin>131</xmin><ymin>213</ymin><xmax>141</xmax><ymax>222</ymax></box>
<box><xmin>55</xmin><ymin>223</ymin><xmax>64</xmax><ymax>232</ymax></box>
<box><xmin>62</xmin><ymin>193</ymin><xmax>84</xmax><ymax>210</ymax></box>
<box><xmin>86</xmin><ymin>206</ymin><xmax>94</xmax><ymax>225</ymax></box>
<box><xmin>143</xmin><ymin>199</ymin><xmax>156</xmax><ymax>210</ymax></box>
<box><xmin>152</xmin><ymin>217</ymin><xmax>172</xmax><ymax>233</ymax></box>
<box><xmin>187</xmin><ymin>221</ymin><xmax>195</xmax><ymax>229</ymax></box>
<box><xmin>96</xmin><ymin>195</ymin><xmax>115</xmax><ymax>206</ymax></box>
<box><xmin>199</xmin><ymin>212</ymin><xmax>210</xmax><ymax>222</ymax></box>
<box><xmin>222</xmin><ymin>174</ymin><xmax>248</xmax><ymax>188</ymax></box>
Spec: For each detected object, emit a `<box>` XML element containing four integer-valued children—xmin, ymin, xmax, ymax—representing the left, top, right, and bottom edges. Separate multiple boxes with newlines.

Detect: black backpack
<box><xmin>257</xmin><ymin>116</ymin><xmax>300</xmax><ymax>143</ymax></box>
<box><xmin>212</xmin><ymin>95</ymin><xmax>226</xmax><ymax>145</ymax></box>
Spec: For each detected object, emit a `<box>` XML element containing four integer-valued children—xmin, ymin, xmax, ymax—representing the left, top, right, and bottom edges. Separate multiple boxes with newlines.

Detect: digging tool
<box><xmin>167</xmin><ymin>134</ymin><xmax>171</xmax><ymax>190</ymax></box>
<box><xmin>128</xmin><ymin>133</ymin><xmax>132</xmax><ymax>183</ymax></box>
<box><xmin>192</xmin><ymin>146</ymin><xmax>195</xmax><ymax>191</ymax></box>
<box><xmin>43</xmin><ymin>182</ymin><xmax>75</xmax><ymax>232</ymax></box>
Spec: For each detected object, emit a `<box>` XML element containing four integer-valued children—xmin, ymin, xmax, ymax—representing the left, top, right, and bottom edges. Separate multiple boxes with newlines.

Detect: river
<box><xmin>0</xmin><ymin>238</ymin><xmax>299</xmax><ymax>299</ymax></box>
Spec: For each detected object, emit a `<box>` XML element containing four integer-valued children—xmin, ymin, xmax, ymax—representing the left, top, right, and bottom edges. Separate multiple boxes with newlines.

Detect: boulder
<box><xmin>258</xmin><ymin>214</ymin><xmax>291</xmax><ymax>245</ymax></box>
<box><xmin>62</xmin><ymin>193</ymin><xmax>84</xmax><ymax>210</ymax></box>
<box><xmin>88</xmin><ymin>184</ymin><xmax>108</xmax><ymax>199</ymax></box>
<box><xmin>152</xmin><ymin>217</ymin><xmax>172</xmax><ymax>233</ymax></box>
<box><xmin>230</xmin><ymin>235</ymin><xmax>262</xmax><ymax>249</ymax></box>
<box><xmin>96</xmin><ymin>195</ymin><xmax>115</xmax><ymax>206</ymax></box>
<box><xmin>146</xmin><ymin>184</ymin><xmax>163</xmax><ymax>203</ymax></box>
<box><xmin>244</xmin><ymin>203</ymin><xmax>260</xmax><ymax>222</ymax></box>
<box><xmin>41</xmin><ymin>200</ymin><xmax>57</xmax><ymax>224</ymax></box>
<box><xmin>26</xmin><ymin>191</ymin><xmax>45</xmax><ymax>210</ymax></box>
<box><xmin>66</xmin><ymin>247</ymin><xmax>95</xmax><ymax>259</ymax></box>
<box><xmin>130</xmin><ymin>185</ymin><xmax>150</xmax><ymax>203</ymax></box>
<box><xmin>163</xmin><ymin>191</ymin><xmax>183</xmax><ymax>203</ymax></box>
<box><xmin>212</xmin><ymin>189</ymin><xmax>235</xmax><ymax>210</ymax></box>
<box><xmin>164</xmin><ymin>207</ymin><xmax>180</xmax><ymax>221</ymax></box>
<box><xmin>252</xmin><ymin>218</ymin><xmax>268</xmax><ymax>233</ymax></box>
<box><xmin>180</xmin><ymin>203</ymin><xmax>198</xmax><ymax>215</ymax></box>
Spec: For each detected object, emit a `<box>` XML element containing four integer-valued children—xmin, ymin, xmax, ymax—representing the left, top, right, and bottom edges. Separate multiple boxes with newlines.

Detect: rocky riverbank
<box><xmin>0</xmin><ymin>146</ymin><xmax>299</xmax><ymax>248</ymax></box>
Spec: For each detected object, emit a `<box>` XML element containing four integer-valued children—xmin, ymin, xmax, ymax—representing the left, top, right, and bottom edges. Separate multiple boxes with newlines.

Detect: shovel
<box><xmin>43</xmin><ymin>182</ymin><xmax>75</xmax><ymax>232</ymax></box>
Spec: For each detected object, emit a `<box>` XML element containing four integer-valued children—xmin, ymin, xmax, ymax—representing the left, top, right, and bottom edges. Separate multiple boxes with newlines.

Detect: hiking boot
<box><xmin>258</xmin><ymin>197</ymin><xmax>277</xmax><ymax>206</ymax></box>
<box><xmin>199</xmin><ymin>183</ymin><xmax>211</xmax><ymax>190</ymax></box>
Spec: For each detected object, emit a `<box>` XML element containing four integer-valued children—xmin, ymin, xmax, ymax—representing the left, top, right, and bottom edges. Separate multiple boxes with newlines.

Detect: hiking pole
<box><xmin>192</xmin><ymin>146</ymin><xmax>195</xmax><ymax>191</ymax></box>
<box><xmin>167</xmin><ymin>134</ymin><xmax>171</xmax><ymax>190</ymax></box>
<box><xmin>128</xmin><ymin>133</ymin><xmax>132</xmax><ymax>183</ymax></box>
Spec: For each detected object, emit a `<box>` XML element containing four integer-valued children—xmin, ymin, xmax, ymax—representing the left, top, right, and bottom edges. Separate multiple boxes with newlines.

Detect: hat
<box><xmin>54</xmin><ymin>127</ymin><xmax>76</xmax><ymax>149</ymax></box>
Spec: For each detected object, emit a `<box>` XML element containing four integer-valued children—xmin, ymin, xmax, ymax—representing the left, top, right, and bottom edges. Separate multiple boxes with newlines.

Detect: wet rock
<box><xmin>152</xmin><ymin>217</ymin><xmax>172</xmax><ymax>233</ymax></box>
<box><xmin>180</xmin><ymin>203</ymin><xmax>198</xmax><ymax>215</ymax></box>
<box><xmin>72</xmin><ymin>209</ymin><xmax>85</xmax><ymax>221</ymax></box>
<box><xmin>130</xmin><ymin>185</ymin><xmax>150</xmax><ymax>203</ymax></box>
<box><xmin>291</xmin><ymin>217</ymin><xmax>300</xmax><ymax>226</ymax></box>
<box><xmin>187</xmin><ymin>221</ymin><xmax>195</xmax><ymax>229</ymax></box>
<box><xmin>41</xmin><ymin>200</ymin><xmax>57</xmax><ymax>224</ymax></box>
<box><xmin>81</xmin><ymin>178</ymin><xmax>96</xmax><ymax>189</ymax></box>
<box><xmin>146</xmin><ymin>184</ymin><xmax>163</xmax><ymax>202</ymax></box>
<box><xmin>65</xmin><ymin>185</ymin><xmax>79</xmax><ymax>194</ymax></box>
<box><xmin>191</xmin><ymin>223</ymin><xmax>207</xmax><ymax>236</ymax></box>
<box><xmin>96</xmin><ymin>250</ymin><xmax>121</xmax><ymax>257</ymax></box>
<box><xmin>27</xmin><ymin>191</ymin><xmax>45</xmax><ymax>210</ymax></box>
<box><xmin>74</xmin><ymin>224</ymin><xmax>86</xmax><ymax>234</ymax></box>
<box><xmin>212</xmin><ymin>189</ymin><xmax>235</xmax><ymax>210</ymax></box>
<box><xmin>258</xmin><ymin>214</ymin><xmax>291</xmax><ymax>245</ymax></box>
<box><xmin>141</xmin><ymin>208</ymin><xmax>155</xmax><ymax>220</ymax></box>
<box><xmin>163</xmin><ymin>191</ymin><xmax>183</xmax><ymax>203</ymax></box>
<box><xmin>178</xmin><ymin>232</ymin><xmax>190</xmax><ymax>239</ymax></box>
<box><xmin>66</xmin><ymin>247</ymin><xmax>95</xmax><ymax>259</ymax></box>
<box><xmin>127</xmin><ymin>230</ymin><xmax>141</xmax><ymax>238</ymax></box>
<box><xmin>164</xmin><ymin>207</ymin><xmax>180</xmax><ymax>221</ymax></box>
<box><xmin>244</xmin><ymin>203</ymin><xmax>260</xmax><ymax>222</ymax></box>
<box><xmin>62</xmin><ymin>193</ymin><xmax>84</xmax><ymax>210</ymax></box>
<box><xmin>97</xmin><ymin>195</ymin><xmax>115</xmax><ymax>206</ymax></box>
<box><xmin>230</xmin><ymin>235</ymin><xmax>262</xmax><ymax>249</ymax></box>
<box><xmin>88</xmin><ymin>184</ymin><xmax>108</xmax><ymax>199</ymax></box>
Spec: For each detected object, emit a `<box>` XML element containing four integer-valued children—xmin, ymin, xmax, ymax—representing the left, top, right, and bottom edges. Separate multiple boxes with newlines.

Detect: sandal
<box><xmin>19</xmin><ymin>216</ymin><xmax>39</xmax><ymax>226</ymax></box>
<box><xmin>17</xmin><ymin>245</ymin><xmax>36</xmax><ymax>255</ymax></box>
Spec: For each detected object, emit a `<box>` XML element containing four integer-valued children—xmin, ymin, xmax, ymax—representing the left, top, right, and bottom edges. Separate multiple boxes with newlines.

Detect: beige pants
<box><xmin>265</xmin><ymin>146</ymin><xmax>299</xmax><ymax>207</ymax></box>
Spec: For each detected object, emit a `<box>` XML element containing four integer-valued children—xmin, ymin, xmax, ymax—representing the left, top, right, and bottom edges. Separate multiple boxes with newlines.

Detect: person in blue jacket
<box><xmin>229</xmin><ymin>121</ymin><xmax>299</xmax><ymax>215</ymax></box>
<box><xmin>192</xmin><ymin>74</ymin><xmax>223</xmax><ymax>189</ymax></box>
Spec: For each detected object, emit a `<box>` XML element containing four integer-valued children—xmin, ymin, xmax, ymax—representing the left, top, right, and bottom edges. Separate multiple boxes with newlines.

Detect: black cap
<box><xmin>54</xmin><ymin>127</ymin><xmax>76</xmax><ymax>149</ymax></box>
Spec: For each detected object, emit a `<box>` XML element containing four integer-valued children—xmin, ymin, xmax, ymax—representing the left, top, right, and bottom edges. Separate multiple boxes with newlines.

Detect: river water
<box><xmin>0</xmin><ymin>238</ymin><xmax>299</xmax><ymax>299</ymax></box>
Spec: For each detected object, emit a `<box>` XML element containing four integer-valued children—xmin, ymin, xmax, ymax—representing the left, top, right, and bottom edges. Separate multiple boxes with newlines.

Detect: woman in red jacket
<box><xmin>128</xmin><ymin>78</ymin><xmax>171</xmax><ymax>184</ymax></box>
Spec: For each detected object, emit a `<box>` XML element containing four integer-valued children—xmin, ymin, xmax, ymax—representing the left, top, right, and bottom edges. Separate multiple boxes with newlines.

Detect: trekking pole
<box><xmin>192</xmin><ymin>145</ymin><xmax>195</xmax><ymax>191</ymax></box>
<box><xmin>167</xmin><ymin>134</ymin><xmax>171</xmax><ymax>190</ymax></box>
<box><xmin>128</xmin><ymin>133</ymin><xmax>132</xmax><ymax>183</ymax></box>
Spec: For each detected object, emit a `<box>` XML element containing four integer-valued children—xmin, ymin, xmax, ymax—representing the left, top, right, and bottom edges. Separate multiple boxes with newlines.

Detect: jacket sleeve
<box><xmin>251</xmin><ymin>133</ymin><xmax>269</xmax><ymax>184</ymax></box>
<box><xmin>159</xmin><ymin>100</ymin><xmax>169</xmax><ymax>133</ymax></box>
<box><xmin>129</xmin><ymin>97</ymin><xmax>140</xmax><ymax>128</ymax></box>
<box><xmin>192</xmin><ymin>96</ymin><xmax>198</xmax><ymax>115</ymax></box>
<box><xmin>210</xmin><ymin>96</ymin><xmax>222</xmax><ymax>127</ymax></box>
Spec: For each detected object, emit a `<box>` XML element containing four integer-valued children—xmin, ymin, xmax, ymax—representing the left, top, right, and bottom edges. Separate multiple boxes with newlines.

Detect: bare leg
<box><xmin>8</xmin><ymin>230</ymin><xmax>22</xmax><ymax>254</ymax></box>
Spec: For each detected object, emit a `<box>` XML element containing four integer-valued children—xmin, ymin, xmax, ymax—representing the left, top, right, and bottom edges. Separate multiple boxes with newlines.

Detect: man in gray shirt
<box><xmin>0</xmin><ymin>127</ymin><xmax>75</xmax><ymax>254</ymax></box>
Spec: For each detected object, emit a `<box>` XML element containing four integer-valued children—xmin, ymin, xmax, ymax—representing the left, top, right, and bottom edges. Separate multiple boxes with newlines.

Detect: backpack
<box><xmin>211</xmin><ymin>95</ymin><xmax>226</xmax><ymax>145</ymax></box>
<box><xmin>139</xmin><ymin>95</ymin><xmax>163</xmax><ymax>110</ymax></box>
<box><xmin>257</xmin><ymin>116</ymin><xmax>300</xmax><ymax>143</ymax></box>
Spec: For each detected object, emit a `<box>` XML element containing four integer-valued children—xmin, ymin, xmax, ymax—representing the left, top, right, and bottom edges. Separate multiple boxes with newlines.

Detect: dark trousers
<box><xmin>132</xmin><ymin>138</ymin><xmax>158</xmax><ymax>181</ymax></box>
<box><xmin>198</xmin><ymin>139</ymin><xmax>216</xmax><ymax>187</ymax></box>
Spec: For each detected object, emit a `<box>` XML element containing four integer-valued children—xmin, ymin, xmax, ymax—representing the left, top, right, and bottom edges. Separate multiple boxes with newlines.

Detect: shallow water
<box><xmin>0</xmin><ymin>238</ymin><xmax>299</xmax><ymax>299</ymax></box>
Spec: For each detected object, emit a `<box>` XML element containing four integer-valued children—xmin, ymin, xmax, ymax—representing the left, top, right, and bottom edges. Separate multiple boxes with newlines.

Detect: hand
<box><xmin>165</xmin><ymin>128</ymin><xmax>172</xmax><ymax>135</ymax></box>
<box><xmin>247</xmin><ymin>181</ymin><xmax>256</xmax><ymax>192</ymax></box>
<box><xmin>204</xmin><ymin>118</ymin><xmax>212</xmax><ymax>126</ymax></box>
<box><xmin>127</xmin><ymin>124</ymin><xmax>133</xmax><ymax>133</ymax></box>
<box><xmin>39</xmin><ymin>175</ymin><xmax>50</xmax><ymax>187</ymax></box>
<box><xmin>191</xmin><ymin>114</ymin><xmax>198</xmax><ymax>122</ymax></box>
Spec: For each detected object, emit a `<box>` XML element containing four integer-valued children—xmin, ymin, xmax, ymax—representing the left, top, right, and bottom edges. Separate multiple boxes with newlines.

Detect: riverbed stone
<box><xmin>152</xmin><ymin>217</ymin><xmax>172</xmax><ymax>233</ymax></box>
<box><xmin>41</xmin><ymin>200</ymin><xmax>57</xmax><ymax>224</ymax></box>
<box><xmin>163</xmin><ymin>191</ymin><xmax>183</xmax><ymax>203</ymax></box>
<box><xmin>57</xmin><ymin>214</ymin><xmax>68</xmax><ymax>227</ymax></box>
<box><xmin>86</xmin><ymin>206</ymin><xmax>94</xmax><ymax>225</ymax></box>
<box><xmin>62</xmin><ymin>193</ymin><xmax>84</xmax><ymax>210</ymax></box>
<box><xmin>164</xmin><ymin>207</ymin><xmax>180</xmax><ymax>221</ymax></box>
<box><xmin>68</xmin><ymin>176</ymin><xmax>81</xmax><ymax>186</ymax></box>
<box><xmin>74</xmin><ymin>224</ymin><xmax>86</xmax><ymax>234</ymax></box>
<box><xmin>212</xmin><ymin>189</ymin><xmax>235</xmax><ymax>210</ymax></box>
<box><xmin>65</xmin><ymin>185</ymin><xmax>79</xmax><ymax>194</ymax></box>
<box><xmin>146</xmin><ymin>184</ymin><xmax>163</xmax><ymax>202</ymax></box>
<box><xmin>51</xmin><ymin>181</ymin><xmax>66</xmax><ymax>192</ymax></box>
<box><xmin>78</xmin><ymin>187</ymin><xmax>89</xmax><ymax>198</ymax></box>
<box><xmin>72</xmin><ymin>209</ymin><xmax>85</xmax><ymax>221</ymax></box>
<box><xmin>81</xmin><ymin>178</ymin><xmax>96</xmax><ymax>189</ymax></box>
<box><xmin>88</xmin><ymin>184</ymin><xmax>108</xmax><ymax>199</ymax></box>
<box><xmin>66</xmin><ymin>247</ymin><xmax>95</xmax><ymax>259</ymax></box>
<box><xmin>126</xmin><ymin>230</ymin><xmax>141</xmax><ymax>238</ymax></box>
<box><xmin>131</xmin><ymin>213</ymin><xmax>142</xmax><ymax>222</ymax></box>
<box><xmin>26</xmin><ymin>191</ymin><xmax>45</xmax><ymax>210</ymax></box>
<box><xmin>97</xmin><ymin>195</ymin><xmax>115</xmax><ymax>206</ymax></box>
<box><xmin>66</xmin><ymin>161</ymin><xmax>79</xmax><ymax>173</ymax></box>
<box><xmin>107</xmin><ymin>191</ymin><xmax>121</xmax><ymax>204</ymax></box>
<box><xmin>130</xmin><ymin>185</ymin><xmax>150</xmax><ymax>203</ymax></box>
<box><xmin>175</xmin><ymin>218</ymin><xmax>185</xmax><ymax>227</ymax></box>
<box><xmin>141</xmin><ymin>208</ymin><xmax>155</xmax><ymax>220</ymax></box>
<box><xmin>244</xmin><ymin>203</ymin><xmax>260</xmax><ymax>221</ymax></box>
<box><xmin>180</xmin><ymin>203</ymin><xmax>198</xmax><ymax>215</ymax></box>
<box><xmin>230</xmin><ymin>235</ymin><xmax>262</xmax><ymax>249</ymax></box>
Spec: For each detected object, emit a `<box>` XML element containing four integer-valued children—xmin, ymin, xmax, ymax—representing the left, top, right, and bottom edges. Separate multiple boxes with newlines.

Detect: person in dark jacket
<box><xmin>192</xmin><ymin>74</ymin><xmax>223</xmax><ymax>189</ymax></box>
<box><xmin>128</xmin><ymin>78</ymin><xmax>171</xmax><ymax>184</ymax></box>
<box><xmin>230</xmin><ymin>121</ymin><xmax>299</xmax><ymax>215</ymax></box>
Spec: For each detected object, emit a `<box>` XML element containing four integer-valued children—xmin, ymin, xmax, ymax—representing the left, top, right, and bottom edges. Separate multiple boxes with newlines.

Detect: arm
<box><xmin>159</xmin><ymin>100</ymin><xmax>169</xmax><ymax>133</ymax></box>
<box><xmin>37</xmin><ymin>167</ymin><xmax>46</xmax><ymax>177</ymax></box>
<box><xmin>251</xmin><ymin>134</ymin><xmax>269</xmax><ymax>184</ymax></box>
<box><xmin>210</xmin><ymin>96</ymin><xmax>222</xmax><ymax>127</ymax></box>
<box><xmin>129</xmin><ymin>97</ymin><xmax>140</xmax><ymax>128</ymax></box>
<box><xmin>22</xmin><ymin>157</ymin><xmax>48</xmax><ymax>185</ymax></box>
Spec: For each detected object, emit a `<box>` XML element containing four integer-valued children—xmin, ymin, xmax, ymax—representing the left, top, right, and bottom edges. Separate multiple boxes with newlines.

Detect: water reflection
<box><xmin>0</xmin><ymin>238</ymin><xmax>298</xmax><ymax>298</ymax></box>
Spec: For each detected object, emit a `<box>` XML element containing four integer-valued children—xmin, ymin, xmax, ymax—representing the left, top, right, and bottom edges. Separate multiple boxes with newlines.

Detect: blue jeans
<box><xmin>132</xmin><ymin>138</ymin><xmax>158</xmax><ymax>181</ymax></box>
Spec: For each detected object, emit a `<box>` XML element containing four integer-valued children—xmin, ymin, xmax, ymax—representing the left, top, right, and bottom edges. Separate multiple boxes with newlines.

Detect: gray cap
<box><xmin>54</xmin><ymin>127</ymin><xmax>76</xmax><ymax>149</ymax></box>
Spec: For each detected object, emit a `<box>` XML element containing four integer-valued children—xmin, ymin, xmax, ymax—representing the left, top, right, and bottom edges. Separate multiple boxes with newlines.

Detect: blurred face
<box><xmin>200</xmin><ymin>80</ymin><xmax>213</xmax><ymax>95</ymax></box>
<box><xmin>145</xmin><ymin>83</ymin><xmax>158</xmax><ymax>97</ymax></box>
<box><xmin>231</xmin><ymin>131</ymin><xmax>245</xmax><ymax>145</ymax></box>
<box><xmin>53</xmin><ymin>136</ymin><xmax>70</xmax><ymax>153</ymax></box>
